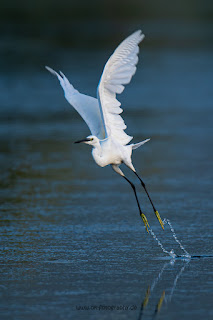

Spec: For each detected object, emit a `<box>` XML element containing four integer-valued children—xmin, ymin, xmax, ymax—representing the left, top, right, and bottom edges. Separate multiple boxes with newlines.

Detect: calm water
<box><xmin>0</xmin><ymin>37</ymin><xmax>213</xmax><ymax>319</ymax></box>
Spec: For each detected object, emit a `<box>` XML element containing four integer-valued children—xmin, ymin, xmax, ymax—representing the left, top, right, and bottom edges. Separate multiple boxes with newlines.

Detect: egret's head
<box><xmin>74</xmin><ymin>135</ymin><xmax>99</xmax><ymax>146</ymax></box>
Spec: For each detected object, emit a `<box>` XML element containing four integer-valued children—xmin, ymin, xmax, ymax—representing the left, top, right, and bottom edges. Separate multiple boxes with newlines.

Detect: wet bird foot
<box><xmin>140</xmin><ymin>213</ymin><xmax>150</xmax><ymax>233</ymax></box>
<box><xmin>155</xmin><ymin>210</ymin><xmax>164</xmax><ymax>230</ymax></box>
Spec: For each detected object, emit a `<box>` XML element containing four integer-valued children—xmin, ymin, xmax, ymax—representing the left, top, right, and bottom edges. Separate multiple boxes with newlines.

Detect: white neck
<box><xmin>93</xmin><ymin>140</ymin><xmax>101</xmax><ymax>154</ymax></box>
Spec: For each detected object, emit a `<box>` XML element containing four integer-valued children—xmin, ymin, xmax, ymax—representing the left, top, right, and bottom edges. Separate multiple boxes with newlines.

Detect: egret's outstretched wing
<box><xmin>46</xmin><ymin>66</ymin><xmax>106</xmax><ymax>139</ymax></box>
<box><xmin>98</xmin><ymin>30</ymin><xmax>144</xmax><ymax>145</ymax></box>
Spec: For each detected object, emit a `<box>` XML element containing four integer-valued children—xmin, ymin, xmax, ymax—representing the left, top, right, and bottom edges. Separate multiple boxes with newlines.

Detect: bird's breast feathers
<box><xmin>92</xmin><ymin>139</ymin><xmax>131</xmax><ymax>168</ymax></box>
<box><xmin>92</xmin><ymin>147</ymin><xmax>122</xmax><ymax>167</ymax></box>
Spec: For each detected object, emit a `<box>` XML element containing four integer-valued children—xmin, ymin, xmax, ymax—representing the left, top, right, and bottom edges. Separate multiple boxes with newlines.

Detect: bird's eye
<box><xmin>90</xmin><ymin>138</ymin><xmax>94</xmax><ymax>141</ymax></box>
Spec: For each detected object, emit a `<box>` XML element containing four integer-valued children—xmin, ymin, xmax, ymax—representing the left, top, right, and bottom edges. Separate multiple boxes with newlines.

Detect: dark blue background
<box><xmin>0</xmin><ymin>1</ymin><xmax>213</xmax><ymax>319</ymax></box>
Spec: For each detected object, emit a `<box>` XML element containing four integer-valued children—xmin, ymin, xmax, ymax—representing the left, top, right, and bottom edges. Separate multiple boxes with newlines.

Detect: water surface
<box><xmin>0</xmin><ymin>30</ymin><xmax>213</xmax><ymax>319</ymax></box>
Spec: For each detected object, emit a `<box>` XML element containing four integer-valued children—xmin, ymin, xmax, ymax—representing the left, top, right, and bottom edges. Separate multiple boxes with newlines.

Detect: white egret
<box><xmin>46</xmin><ymin>30</ymin><xmax>164</xmax><ymax>232</ymax></box>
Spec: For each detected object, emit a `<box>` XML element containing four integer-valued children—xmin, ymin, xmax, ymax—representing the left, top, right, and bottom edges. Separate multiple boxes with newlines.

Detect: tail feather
<box><xmin>131</xmin><ymin>138</ymin><xmax>150</xmax><ymax>150</ymax></box>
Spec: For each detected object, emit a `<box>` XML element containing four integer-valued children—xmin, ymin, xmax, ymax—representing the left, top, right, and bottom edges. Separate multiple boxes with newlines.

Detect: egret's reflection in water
<box><xmin>138</xmin><ymin>259</ymin><xmax>190</xmax><ymax>319</ymax></box>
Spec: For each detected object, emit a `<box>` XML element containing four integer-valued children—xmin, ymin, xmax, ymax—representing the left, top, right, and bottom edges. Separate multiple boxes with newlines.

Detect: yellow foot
<box><xmin>142</xmin><ymin>286</ymin><xmax>150</xmax><ymax>308</ymax></box>
<box><xmin>140</xmin><ymin>213</ymin><xmax>150</xmax><ymax>233</ymax></box>
<box><xmin>155</xmin><ymin>211</ymin><xmax>164</xmax><ymax>230</ymax></box>
<box><xmin>156</xmin><ymin>290</ymin><xmax>165</xmax><ymax>313</ymax></box>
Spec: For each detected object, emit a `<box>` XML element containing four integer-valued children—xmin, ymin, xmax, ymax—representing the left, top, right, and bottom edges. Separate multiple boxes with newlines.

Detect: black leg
<box><xmin>134</xmin><ymin>172</ymin><xmax>156</xmax><ymax>211</ymax></box>
<box><xmin>123</xmin><ymin>176</ymin><xmax>150</xmax><ymax>233</ymax></box>
<box><xmin>134</xmin><ymin>171</ymin><xmax>164</xmax><ymax>229</ymax></box>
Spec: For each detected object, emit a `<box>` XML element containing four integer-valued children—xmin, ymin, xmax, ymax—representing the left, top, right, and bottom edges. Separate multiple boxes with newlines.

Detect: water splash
<box><xmin>148</xmin><ymin>219</ymin><xmax>191</xmax><ymax>259</ymax></box>
<box><xmin>148</xmin><ymin>228</ymin><xmax>175</xmax><ymax>258</ymax></box>
<box><xmin>163</xmin><ymin>219</ymin><xmax>191</xmax><ymax>258</ymax></box>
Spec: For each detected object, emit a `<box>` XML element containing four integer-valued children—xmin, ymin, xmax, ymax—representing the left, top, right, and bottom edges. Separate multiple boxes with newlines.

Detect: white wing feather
<box><xmin>98</xmin><ymin>30</ymin><xmax>144</xmax><ymax>145</ymax></box>
<box><xmin>46</xmin><ymin>66</ymin><xmax>106</xmax><ymax>139</ymax></box>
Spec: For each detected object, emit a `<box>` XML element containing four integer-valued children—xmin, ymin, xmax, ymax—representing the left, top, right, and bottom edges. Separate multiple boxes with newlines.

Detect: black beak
<box><xmin>74</xmin><ymin>138</ymin><xmax>90</xmax><ymax>144</ymax></box>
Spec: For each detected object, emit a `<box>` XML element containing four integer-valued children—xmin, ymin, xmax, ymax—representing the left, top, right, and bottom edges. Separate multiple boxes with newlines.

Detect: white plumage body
<box><xmin>91</xmin><ymin>137</ymin><xmax>132</xmax><ymax>168</ymax></box>
<box><xmin>46</xmin><ymin>29</ymin><xmax>165</xmax><ymax>232</ymax></box>
<box><xmin>46</xmin><ymin>30</ymin><xmax>149</xmax><ymax>175</ymax></box>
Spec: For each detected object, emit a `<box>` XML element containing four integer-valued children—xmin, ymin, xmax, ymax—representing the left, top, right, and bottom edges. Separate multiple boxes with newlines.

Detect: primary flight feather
<box><xmin>97</xmin><ymin>30</ymin><xmax>144</xmax><ymax>145</ymax></box>
<box><xmin>46</xmin><ymin>30</ymin><xmax>164</xmax><ymax>232</ymax></box>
